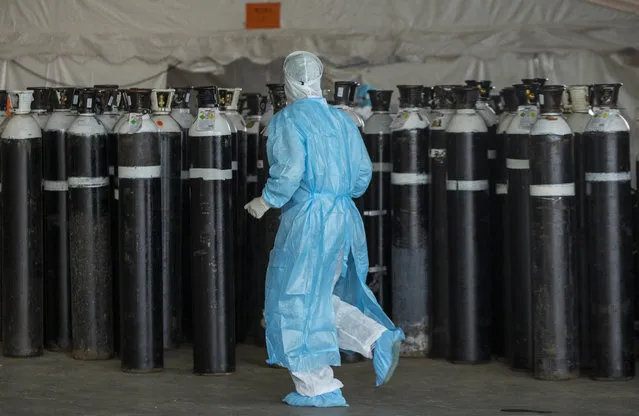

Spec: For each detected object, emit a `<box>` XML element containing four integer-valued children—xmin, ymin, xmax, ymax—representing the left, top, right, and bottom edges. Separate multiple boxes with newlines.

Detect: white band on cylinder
<box><xmin>506</xmin><ymin>158</ymin><xmax>530</xmax><ymax>169</ymax></box>
<box><xmin>487</xmin><ymin>150</ymin><xmax>497</xmax><ymax>159</ymax></box>
<box><xmin>68</xmin><ymin>177</ymin><xmax>110</xmax><ymax>188</ymax></box>
<box><xmin>429</xmin><ymin>148</ymin><xmax>446</xmax><ymax>158</ymax></box>
<box><xmin>371</xmin><ymin>162</ymin><xmax>392</xmax><ymax>172</ymax></box>
<box><xmin>119</xmin><ymin>165</ymin><xmax>162</xmax><ymax>179</ymax></box>
<box><xmin>495</xmin><ymin>183</ymin><xmax>508</xmax><ymax>195</ymax></box>
<box><xmin>246</xmin><ymin>175</ymin><xmax>258</xmax><ymax>183</ymax></box>
<box><xmin>189</xmin><ymin>168</ymin><xmax>233</xmax><ymax>181</ymax></box>
<box><xmin>529</xmin><ymin>183</ymin><xmax>575</xmax><ymax>196</ymax></box>
<box><xmin>446</xmin><ymin>179</ymin><xmax>489</xmax><ymax>191</ymax></box>
<box><xmin>363</xmin><ymin>209</ymin><xmax>388</xmax><ymax>216</ymax></box>
<box><xmin>391</xmin><ymin>172</ymin><xmax>430</xmax><ymax>185</ymax></box>
<box><xmin>368</xmin><ymin>265</ymin><xmax>387</xmax><ymax>274</ymax></box>
<box><xmin>584</xmin><ymin>172</ymin><xmax>631</xmax><ymax>182</ymax></box>
<box><xmin>43</xmin><ymin>180</ymin><xmax>69</xmax><ymax>191</ymax></box>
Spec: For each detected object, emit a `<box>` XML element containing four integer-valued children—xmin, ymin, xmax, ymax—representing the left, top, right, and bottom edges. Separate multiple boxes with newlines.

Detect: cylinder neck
<box><xmin>151</xmin><ymin>89</ymin><xmax>175</xmax><ymax>114</ymax></box>
<box><xmin>94</xmin><ymin>86</ymin><xmax>120</xmax><ymax>114</ymax></box>
<box><xmin>243</xmin><ymin>93</ymin><xmax>264</xmax><ymax>116</ymax></box>
<box><xmin>477</xmin><ymin>80</ymin><xmax>493</xmax><ymax>100</ymax></box>
<box><xmin>397</xmin><ymin>85</ymin><xmax>423</xmax><ymax>109</ymax></box>
<box><xmin>50</xmin><ymin>87</ymin><xmax>76</xmax><ymax>111</ymax></box>
<box><xmin>333</xmin><ymin>81</ymin><xmax>358</xmax><ymax>106</ymax></box>
<box><xmin>219</xmin><ymin>87</ymin><xmax>242</xmax><ymax>111</ymax></box>
<box><xmin>455</xmin><ymin>86</ymin><xmax>480</xmax><ymax>110</ymax></box>
<box><xmin>77</xmin><ymin>88</ymin><xmax>97</xmax><ymax>115</ymax></box>
<box><xmin>591</xmin><ymin>83</ymin><xmax>621</xmax><ymax>109</ymax></box>
<box><xmin>12</xmin><ymin>91</ymin><xmax>35</xmax><ymax>114</ymax></box>
<box><xmin>432</xmin><ymin>85</ymin><xmax>459</xmax><ymax>110</ymax></box>
<box><xmin>422</xmin><ymin>86</ymin><xmax>434</xmax><ymax>108</ymax></box>
<box><xmin>568</xmin><ymin>85</ymin><xmax>591</xmax><ymax>112</ymax></box>
<box><xmin>369</xmin><ymin>89</ymin><xmax>393</xmax><ymax>112</ymax></box>
<box><xmin>171</xmin><ymin>88</ymin><xmax>192</xmax><ymax>109</ymax></box>
<box><xmin>27</xmin><ymin>87</ymin><xmax>51</xmax><ymax>111</ymax></box>
<box><xmin>127</xmin><ymin>88</ymin><xmax>152</xmax><ymax>113</ymax></box>
<box><xmin>539</xmin><ymin>85</ymin><xmax>566</xmax><ymax>114</ymax></box>
<box><xmin>267</xmin><ymin>84</ymin><xmax>287</xmax><ymax>113</ymax></box>
<box><xmin>514</xmin><ymin>83</ymin><xmax>540</xmax><ymax>105</ymax></box>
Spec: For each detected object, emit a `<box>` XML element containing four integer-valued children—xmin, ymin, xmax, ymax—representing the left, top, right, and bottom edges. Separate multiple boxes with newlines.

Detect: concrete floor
<box><xmin>0</xmin><ymin>345</ymin><xmax>638</xmax><ymax>416</ymax></box>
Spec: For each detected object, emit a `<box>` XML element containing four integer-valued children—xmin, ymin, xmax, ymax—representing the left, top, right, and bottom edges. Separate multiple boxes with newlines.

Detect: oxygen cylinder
<box><xmin>28</xmin><ymin>87</ymin><xmax>51</xmax><ymax>129</ymax></box>
<box><xmin>150</xmin><ymin>88</ymin><xmax>184</xmax><ymax>350</ymax></box>
<box><xmin>94</xmin><ymin>85</ymin><xmax>122</xmax><ymax>353</ymax></box>
<box><xmin>359</xmin><ymin>89</ymin><xmax>393</xmax><ymax>315</ymax></box>
<box><xmin>334</xmin><ymin>81</ymin><xmax>365</xmax><ymax>132</ymax></box>
<box><xmin>117</xmin><ymin>88</ymin><xmax>163</xmax><ymax>372</ymax></box>
<box><xmin>446</xmin><ymin>85</ymin><xmax>490</xmax><ymax>364</ymax></box>
<box><xmin>529</xmin><ymin>85</ymin><xmax>578</xmax><ymax>380</ymax></box>
<box><xmin>253</xmin><ymin>84</ymin><xmax>287</xmax><ymax>348</ymax></box>
<box><xmin>189</xmin><ymin>86</ymin><xmax>235</xmax><ymax>374</ymax></box>
<box><xmin>170</xmin><ymin>87</ymin><xmax>195</xmax><ymax>343</ymax></box>
<box><xmin>391</xmin><ymin>84</ymin><xmax>430</xmax><ymax>357</ymax></box>
<box><xmin>566</xmin><ymin>85</ymin><xmax>594</xmax><ymax>369</ymax></box>
<box><xmin>0</xmin><ymin>90</ymin><xmax>8</xmax><ymax>132</ymax></box>
<box><xmin>506</xmin><ymin>81</ymin><xmax>540</xmax><ymax>371</ymax></box>
<box><xmin>584</xmin><ymin>83</ymin><xmax>635</xmax><ymax>380</ymax></box>
<box><xmin>428</xmin><ymin>85</ymin><xmax>457</xmax><ymax>359</ymax></box>
<box><xmin>67</xmin><ymin>88</ymin><xmax>113</xmax><ymax>360</ymax></box>
<box><xmin>42</xmin><ymin>87</ymin><xmax>76</xmax><ymax>352</ymax></box>
<box><xmin>495</xmin><ymin>86</ymin><xmax>518</xmax><ymax>359</ymax></box>
<box><xmin>220</xmin><ymin>87</ymin><xmax>248</xmax><ymax>343</ymax></box>
<box><xmin>243</xmin><ymin>93</ymin><xmax>264</xmax><ymax>343</ymax></box>
<box><xmin>1</xmin><ymin>90</ymin><xmax>44</xmax><ymax>357</ymax></box>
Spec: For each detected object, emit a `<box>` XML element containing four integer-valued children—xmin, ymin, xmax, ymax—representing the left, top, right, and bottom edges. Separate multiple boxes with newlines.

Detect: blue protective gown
<box><xmin>261</xmin><ymin>97</ymin><xmax>396</xmax><ymax>373</ymax></box>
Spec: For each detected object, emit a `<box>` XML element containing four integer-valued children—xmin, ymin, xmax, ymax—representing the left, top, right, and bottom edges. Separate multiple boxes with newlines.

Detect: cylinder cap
<box><xmin>455</xmin><ymin>85</ymin><xmax>480</xmax><ymax>110</ymax></box>
<box><xmin>591</xmin><ymin>83</ymin><xmax>621</xmax><ymax>108</ymax></box>
<box><xmin>171</xmin><ymin>87</ymin><xmax>192</xmax><ymax>109</ymax></box>
<box><xmin>539</xmin><ymin>85</ymin><xmax>566</xmax><ymax>114</ymax></box>
<box><xmin>219</xmin><ymin>88</ymin><xmax>242</xmax><ymax>111</ymax></box>
<box><xmin>151</xmin><ymin>88</ymin><xmax>175</xmax><ymax>113</ymax></box>
<box><xmin>127</xmin><ymin>88</ymin><xmax>152</xmax><ymax>113</ymax></box>
<box><xmin>196</xmin><ymin>86</ymin><xmax>219</xmax><ymax>108</ymax></box>
<box><xmin>27</xmin><ymin>87</ymin><xmax>51</xmax><ymax>111</ymax></box>
<box><xmin>514</xmin><ymin>82</ymin><xmax>540</xmax><ymax>105</ymax></box>
<box><xmin>243</xmin><ymin>93</ymin><xmax>264</xmax><ymax>116</ymax></box>
<box><xmin>567</xmin><ymin>85</ymin><xmax>592</xmax><ymax>111</ymax></box>
<box><xmin>422</xmin><ymin>86</ymin><xmax>434</xmax><ymax>108</ymax></box>
<box><xmin>51</xmin><ymin>88</ymin><xmax>76</xmax><ymax>110</ymax></box>
<box><xmin>118</xmin><ymin>89</ymin><xmax>130</xmax><ymax>111</ymax></box>
<box><xmin>464</xmin><ymin>80</ymin><xmax>478</xmax><ymax>87</ymax></box>
<box><xmin>77</xmin><ymin>88</ymin><xmax>97</xmax><ymax>114</ymax></box>
<box><xmin>397</xmin><ymin>85</ymin><xmax>423</xmax><ymax>108</ymax></box>
<box><xmin>432</xmin><ymin>85</ymin><xmax>458</xmax><ymax>110</ymax></box>
<box><xmin>501</xmin><ymin>87</ymin><xmax>518</xmax><ymax>111</ymax></box>
<box><xmin>267</xmin><ymin>84</ymin><xmax>287</xmax><ymax>113</ymax></box>
<box><xmin>368</xmin><ymin>90</ymin><xmax>393</xmax><ymax>112</ymax></box>
<box><xmin>478</xmin><ymin>80</ymin><xmax>493</xmax><ymax>99</ymax></box>
<box><xmin>94</xmin><ymin>85</ymin><xmax>120</xmax><ymax>114</ymax></box>
<box><xmin>333</xmin><ymin>81</ymin><xmax>358</xmax><ymax>106</ymax></box>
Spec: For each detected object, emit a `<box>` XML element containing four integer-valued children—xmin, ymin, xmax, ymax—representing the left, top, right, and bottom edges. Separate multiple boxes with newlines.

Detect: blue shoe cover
<box><xmin>283</xmin><ymin>389</ymin><xmax>349</xmax><ymax>407</ymax></box>
<box><xmin>373</xmin><ymin>328</ymin><xmax>405</xmax><ymax>387</ymax></box>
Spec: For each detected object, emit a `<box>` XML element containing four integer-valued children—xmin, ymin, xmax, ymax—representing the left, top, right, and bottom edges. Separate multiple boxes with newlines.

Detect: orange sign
<box><xmin>246</xmin><ymin>3</ymin><xmax>281</xmax><ymax>29</ymax></box>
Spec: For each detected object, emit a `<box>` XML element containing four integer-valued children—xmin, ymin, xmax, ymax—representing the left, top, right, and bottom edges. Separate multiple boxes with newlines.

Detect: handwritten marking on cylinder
<box><xmin>43</xmin><ymin>180</ymin><xmax>69</xmax><ymax>191</ymax></box>
<box><xmin>529</xmin><ymin>183</ymin><xmax>575</xmax><ymax>197</ymax></box>
<box><xmin>68</xmin><ymin>176</ymin><xmax>110</xmax><ymax>188</ymax></box>
<box><xmin>246</xmin><ymin>175</ymin><xmax>258</xmax><ymax>183</ymax></box>
<box><xmin>368</xmin><ymin>265</ymin><xmax>387</xmax><ymax>274</ymax></box>
<box><xmin>429</xmin><ymin>148</ymin><xmax>446</xmax><ymax>158</ymax></box>
<box><xmin>391</xmin><ymin>173</ymin><xmax>430</xmax><ymax>185</ymax></box>
<box><xmin>114</xmin><ymin>189</ymin><xmax>119</xmax><ymax>200</ymax></box>
<box><xmin>495</xmin><ymin>183</ymin><xmax>508</xmax><ymax>195</ymax></box>
<box><xmin>257</xmin><ymin>160</ymin><xmax>264</xmax><ymax>169</ymax></box>
<box><xmin>118</xmin><ymin>165</ymin><xmax>162</xmax><ymax>179</ymax></box>
<box><xmin>506</xmin><ymin>158</ymin><xmax>530</xmax><ymax>169</ymax></box>
<box><xmin>446</xmin><ymin>179</ymin><xmax>489</xmax><ymax>191</ymax></box>
<box><xmin>108</xmin><ymin>166</ymin><xmax>115</xmax><ymax>176</ymax></box>
<box><xmin>372</xmin><ymin>162</ymin><xmax>392</xmax><ymax>172</ymax></box>
<box><xmin>363</xmin><ymin>209</ymin><xmax>388</xmax><ymax>216</ymax></box>
<box><xmin>189</xmin><ymin>168</ymin><xmax>233</xmax><ymax>181</ymax></box>
<box><xmin>181</xmin><ymin>170</ymin><xmax>189</xmax><ymax>179</ymax></box>
<box><xmin>232</xmin><ymin>161</ymin><xmax>238</xmax><ymax>171</ymax></box>
<box><xmin>584</xmin><ymin>172</ymin><xmax>631</xmax><ymax>182</ymax></box>
<box><xmin>488</xmin><ymin>150</ymin><xmax>497</xmax><ymax>159</ymax></box>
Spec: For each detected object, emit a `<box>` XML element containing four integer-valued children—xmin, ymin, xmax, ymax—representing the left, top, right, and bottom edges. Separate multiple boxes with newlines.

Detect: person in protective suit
<box><xmin>244</xmin><ymin>51</ymin><xmax>405</xmax><ymax>408</ymax></box>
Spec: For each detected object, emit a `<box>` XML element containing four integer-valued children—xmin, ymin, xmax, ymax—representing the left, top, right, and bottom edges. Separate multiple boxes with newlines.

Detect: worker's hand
<box><xmin>244</xmin><ymin>196</ymin><xmax>271</xmax><ymax>219</ymax></box>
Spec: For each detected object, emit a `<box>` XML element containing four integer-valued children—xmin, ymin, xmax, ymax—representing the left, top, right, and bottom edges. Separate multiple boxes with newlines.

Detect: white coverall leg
<box><xmin>289</xmin><ymin>257</ymin><xmax>387</xmax><ymax>396</ymax></box>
